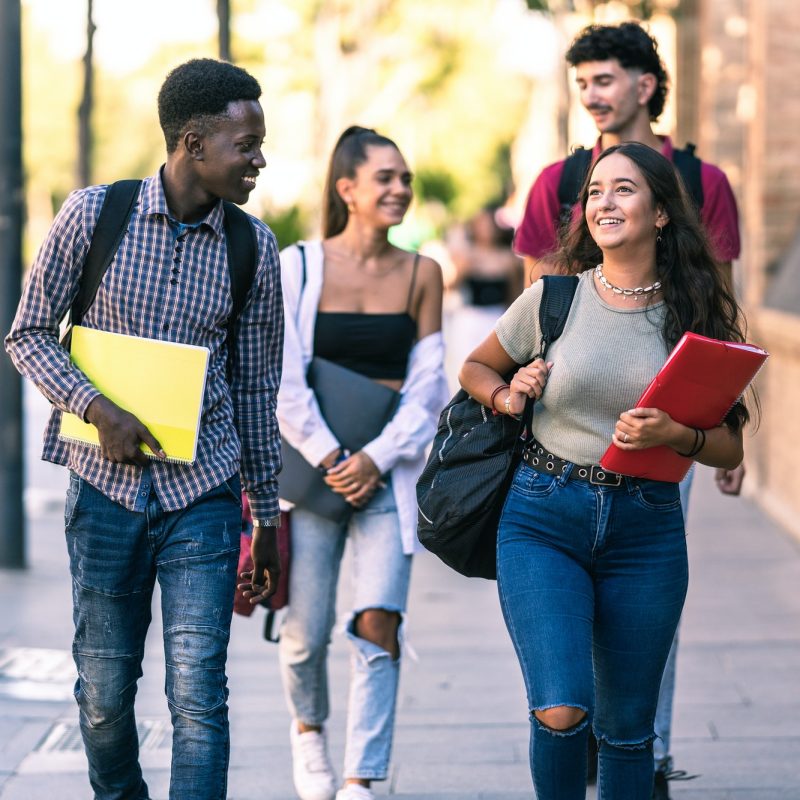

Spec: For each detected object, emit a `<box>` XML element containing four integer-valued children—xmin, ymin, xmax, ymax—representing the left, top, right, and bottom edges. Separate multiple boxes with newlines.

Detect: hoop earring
<box><xmin>346</xmin><ymin>198</ymin><xmax>355</xmax><ymax>214</ymax></box>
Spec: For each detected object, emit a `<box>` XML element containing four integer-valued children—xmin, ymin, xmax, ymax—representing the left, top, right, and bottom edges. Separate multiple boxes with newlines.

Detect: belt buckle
<box><xmin>589</xmin><ymin>465</ymin><xmax>622</xmax><ymax>487</ymax></box>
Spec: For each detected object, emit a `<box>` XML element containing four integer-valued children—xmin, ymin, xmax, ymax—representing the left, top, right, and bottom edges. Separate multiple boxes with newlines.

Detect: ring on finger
<box><xmin>623</xmin><ymin>432</ymin><xmax>629</xmax><ymax>443</ymax></box>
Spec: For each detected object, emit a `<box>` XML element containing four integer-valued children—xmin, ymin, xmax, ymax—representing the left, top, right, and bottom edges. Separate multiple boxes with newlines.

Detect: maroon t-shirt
<box><xmin>513</xmin><ymin>136</ymin><xmax>740</xmax><ymax>263</ymax></box>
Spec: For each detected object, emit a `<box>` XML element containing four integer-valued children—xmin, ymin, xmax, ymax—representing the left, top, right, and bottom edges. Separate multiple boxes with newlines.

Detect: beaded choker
<box><xmin>595</xmin><ymin>264</ymin><xmax>662</xmax><ymax>301</ymax></box>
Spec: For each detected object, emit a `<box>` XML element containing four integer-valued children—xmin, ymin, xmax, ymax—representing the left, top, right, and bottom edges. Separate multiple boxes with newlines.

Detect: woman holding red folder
<box><xmin>459</xmin><ymin>141</ymin><xmax>750</xmax><ymax>800</ymax></box>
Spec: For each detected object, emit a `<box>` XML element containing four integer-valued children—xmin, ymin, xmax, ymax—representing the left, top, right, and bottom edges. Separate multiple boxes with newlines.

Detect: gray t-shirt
<box><xmin>495</xmin><ymin>270</ymin><xmax>669</xmax><ymax>465</ymax></box>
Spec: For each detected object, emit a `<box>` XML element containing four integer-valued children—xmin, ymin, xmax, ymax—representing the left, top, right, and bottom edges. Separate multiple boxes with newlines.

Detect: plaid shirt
<box><xmin>5</xmin><ymin>171</ymin><xmax>283</xmax><ymax>519</ymax></box>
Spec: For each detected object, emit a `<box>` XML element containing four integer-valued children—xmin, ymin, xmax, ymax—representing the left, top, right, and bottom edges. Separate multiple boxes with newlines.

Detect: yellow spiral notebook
<box><xmin>59</xmin><ymin>326</ymin><xmax>210</xmax><ymax>465</ymax></box>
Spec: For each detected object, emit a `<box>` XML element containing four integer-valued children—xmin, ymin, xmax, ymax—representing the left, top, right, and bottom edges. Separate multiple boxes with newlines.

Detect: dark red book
<box><xmin>600</xmin><ymin>332</ymin><xmax>768</xmax><ymax>482</ymax></box>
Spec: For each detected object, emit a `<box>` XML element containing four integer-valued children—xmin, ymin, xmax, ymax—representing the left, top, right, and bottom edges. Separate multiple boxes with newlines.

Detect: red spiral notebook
<box><xmin>600</xmin><ymin>332</ymin><xmax>768</xmax><ymax>482</ymax></box>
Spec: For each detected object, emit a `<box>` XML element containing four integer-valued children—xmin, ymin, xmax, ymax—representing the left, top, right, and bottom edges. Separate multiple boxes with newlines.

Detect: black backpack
<box><xmin>62</xmin><ymin>179</ymin><xmax>257</xmax><ymax>382</ymax></box>
<box><xmin>416</xmin><ymin>274</ymin><xmax>579</xmax><ymax>580</ymax></box>
<box><xmin>557</xmin><ymin>143</ymin><xmax>704</xmax><ymax>227</ymax></box>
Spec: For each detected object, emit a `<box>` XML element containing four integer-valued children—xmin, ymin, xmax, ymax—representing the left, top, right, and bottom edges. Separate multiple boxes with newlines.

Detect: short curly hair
<box><xmin>565</xmin><ymin>22</ymin><xmax>668</xmax><ymax>121</ymax></box>
<box><xmin>157</xmin><ymin>58</ymin><xmax>262</xmax><ymax>153</ymax></box>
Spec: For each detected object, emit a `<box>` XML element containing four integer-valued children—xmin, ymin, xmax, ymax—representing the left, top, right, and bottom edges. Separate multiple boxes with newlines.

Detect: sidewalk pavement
<box><xmin>1</xmin><ymin>393</ymin><xmax>799</xmax><ymax>799</ymax></box>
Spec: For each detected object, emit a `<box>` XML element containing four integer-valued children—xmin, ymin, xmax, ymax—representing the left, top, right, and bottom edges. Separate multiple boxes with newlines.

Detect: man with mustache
<box><xmin>512</xmin><ymin>21</ymin><xmax>743</xmax><ymax>800</ymax></box>
<box><xmin>5</xmin><ymin>58</ymin><xmax>283</xmax><ymax>799</ymax></box>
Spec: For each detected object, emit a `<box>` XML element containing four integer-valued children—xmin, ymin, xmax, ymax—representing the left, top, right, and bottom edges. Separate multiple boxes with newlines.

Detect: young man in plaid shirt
<box><xmin>5</xmin><ymin>58</ymin><xmax>283</xmax><ymax>799</ymax></box>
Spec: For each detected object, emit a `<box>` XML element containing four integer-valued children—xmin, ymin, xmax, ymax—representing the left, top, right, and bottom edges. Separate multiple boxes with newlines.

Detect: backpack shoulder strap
<box><xmin>518</xmin><ymin>274</ymin><xmax>579</xmax><ymax>435</ymax></box>
<box><xmin>64</xmin><ymin>179</ymin><xmax>142</xmax><ymax>344</ymax></box>
<box><xmin>557</xmin><ymin>148</ymin><xmax>593</xmax><ymax>227</ymax></box>
<box><xmin>222</xmin><ymin>201</ymin><xmax>258</xmax><ymax>382</ymax></box>
<box><xmin>538</xmin><ymin>274</ymin><xmax>580</xmax><ymax>355</ymax></box>
<box><xmin>672</xmin><ymin>142</ymin><xmax>704</xmax><ymax>211</ymax></box>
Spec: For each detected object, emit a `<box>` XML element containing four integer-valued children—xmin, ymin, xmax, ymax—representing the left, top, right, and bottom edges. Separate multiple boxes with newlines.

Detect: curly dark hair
<box><xmin>556</xmin><ymin>142</ymin><xmax>752</xmax><ymax>432</ymax></box>
<box><xmin>322</xmin><ymin>126</ymin><xmax>402</xmax><ymax>238</ymax></box>
<box><xmin>565</xmin><ymin>22</ymin><xmax>668</xmax><ymax>121</ymax></box>
<box><xmin>157</xmin><ymin>58</ymin><xmax>262</xmax><ymax>153</ymax></box>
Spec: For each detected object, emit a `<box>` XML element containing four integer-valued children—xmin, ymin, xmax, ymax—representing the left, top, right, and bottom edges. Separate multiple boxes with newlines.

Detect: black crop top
<box><xmin>313</xmin><ymin>255</ymin><xmax>419</xmax><ymax>380</ymax></box>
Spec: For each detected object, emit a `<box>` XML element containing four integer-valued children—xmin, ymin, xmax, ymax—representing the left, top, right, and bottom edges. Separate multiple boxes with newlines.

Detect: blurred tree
<box><xmin>218</xmin><ymin>0</ymin><xmax>231</xmax><ymax>60</ymax></box>
<box><xmin>258</xmin><ymin>0</ymin><xmax>534</xmax><ymax>233</ymax></box>
<box><xmin>77</xmin><ymin>0</ymin><xmax>95</xmax><ymax>186</ymax></box>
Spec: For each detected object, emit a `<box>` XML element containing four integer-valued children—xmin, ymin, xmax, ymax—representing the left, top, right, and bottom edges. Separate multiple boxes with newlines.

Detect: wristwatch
<box><xmin>252</xmin><ymin>515</ymin><xmax>281</xmax><ymax>528</ymax></box>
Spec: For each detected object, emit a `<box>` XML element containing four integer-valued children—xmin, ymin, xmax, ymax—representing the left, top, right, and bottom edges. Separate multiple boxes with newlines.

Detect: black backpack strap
<box><xmin>557</xmin><ymin>148</ymin><xmax>593</xmax><ymax>228</ymax></box>
<box><xmin>538</xmin><ymin>274</ymin><xmax>580</xmax><ymax>355</ymax></box>
<box><xmin>62</xmin><ymin>179</ymin><xmax>142</xmax><ymax>347</ymax></box>
<box><xmin>519</xmin><ymin>274</ymin><xmax>579</xmax><ymax>435</ymax></box>
<box><xmin>222</xmin><ymin>201</ymin><xmax>258</xmax><ymax>383</ymax></box>
<box><xmin>672</xmin><ymin>142</ymin><xmax>704</xmax><ymax>211</ymax></box>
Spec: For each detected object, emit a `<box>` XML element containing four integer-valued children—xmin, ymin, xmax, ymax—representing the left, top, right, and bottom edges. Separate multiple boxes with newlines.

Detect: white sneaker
<box><xmin>290</xmin><ymin>721</ymin><xmax>337</xmax><ymax>800</ymax></box>
<box><xmin>335</xmin><ymin>785</ymin><xmax>374</xmax><ymax>800</ymax></box>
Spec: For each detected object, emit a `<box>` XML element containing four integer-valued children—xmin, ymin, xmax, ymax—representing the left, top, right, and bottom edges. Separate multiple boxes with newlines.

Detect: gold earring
<box><xmin>346</xmin><ymin>199</ymin><xmax>355</xmax><ymax>213</ymax></box>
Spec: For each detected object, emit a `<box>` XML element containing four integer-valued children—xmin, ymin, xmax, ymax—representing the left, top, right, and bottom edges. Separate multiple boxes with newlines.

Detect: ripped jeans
<box><xmin>497</xmin><ymin>462</ymin><xmax>688</xmax><ymax>800</ymax></box>
<box><xmin>279</xmin><ymin>482</ymin><xmax>411</xmax><ymax>780</ymax></box>
<box><xmin>64</xmin><ymin>472</ymin><xmax>242</xmax><ymax>800</ymax></box>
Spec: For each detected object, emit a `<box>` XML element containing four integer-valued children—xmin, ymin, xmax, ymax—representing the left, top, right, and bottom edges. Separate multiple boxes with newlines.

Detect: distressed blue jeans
<box><xmin>64</xmin><ymin>472</ymin><xmax>241</xmax><ymax>800</ymax></box>
<box><xmin>278</xmin><ymin>483</ymin><xmax>411</xmax><ymax>780</ymax></box>
<box><xmin>497</xmin><ymin>462</ymin><xmax>688</xmax><ymax>800</ymax></box>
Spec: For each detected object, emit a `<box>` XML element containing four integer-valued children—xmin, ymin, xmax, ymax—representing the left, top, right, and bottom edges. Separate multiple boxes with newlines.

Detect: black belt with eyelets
<box><xmin>521</xmin><ymin>441</ymin><xmax>624</xmax><ymax>487</ymax></box>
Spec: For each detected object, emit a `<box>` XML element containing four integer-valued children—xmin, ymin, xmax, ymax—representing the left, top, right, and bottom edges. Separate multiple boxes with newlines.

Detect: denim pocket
<box><xmin>220</xmin><ymin>474</ymin><xmax>243</xmax><ymax>506</ymax></box>
<box><xmin>64</xmin><ymin>472</ymin><xmax>83</xmax><ymax>530</ymax></box>
<box><xmin>632</xmin><ymin>480</ymin><xmax>681</xmax><ymax>512</ymax></box>
<box><xmin>510</xmin><ymin>463</ymin><xmax>558</xmax><ymax>497</ymax></box>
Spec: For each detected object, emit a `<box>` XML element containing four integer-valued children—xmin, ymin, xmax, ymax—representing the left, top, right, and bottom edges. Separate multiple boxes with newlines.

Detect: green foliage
<box><xmin>23</xmin><ymin>0</ymin><xmax>537</xmax><ymax>252</ymax></box>
<box><xmin>262</xmin><ymin>205</ymin><xmax>308</xmax><ymax>250</ymax></box>
<box><xmin>413</xmin><ymin>168</ymin><xmax>457</xmax><ymax>208</ymax></box>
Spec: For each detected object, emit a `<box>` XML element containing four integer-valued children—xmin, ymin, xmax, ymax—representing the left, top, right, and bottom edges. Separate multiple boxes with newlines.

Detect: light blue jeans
<box><xmin>64</xmin><ymin>472</ymin><xmax>242</xmax><ymax>800</ymax></box>
<box><xmin>278</xmin><ymin>483</ymin><xmax>412</xmax><ymax>781</ymax></box>
<box><xmin>653</xmin><ymin>464</ymin><xmax>695</xmax><ymax>772</ymax></box>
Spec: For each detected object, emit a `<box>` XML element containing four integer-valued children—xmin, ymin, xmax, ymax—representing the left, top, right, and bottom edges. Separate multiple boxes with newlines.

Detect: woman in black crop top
<box><xmin>277</xmin><ymin>127</ymin><xmax>444</xmax><ymax>800</ymax></box>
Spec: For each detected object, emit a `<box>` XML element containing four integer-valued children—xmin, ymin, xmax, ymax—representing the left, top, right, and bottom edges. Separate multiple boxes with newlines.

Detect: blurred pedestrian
<box><xmin>459</xmin><ymin>142</ymin><xmax>751</xmax><ymax>800</ymax></box>
<box><xmin>274</xmin><ymin>126</ymin><xmax>447</xmax><ymax>800</ymax></box>
<box><xmin>513</xmin><ymin>22</ymin><xmax>745</xmax><ymax>795</ymax></box>
<box><xmin>443</xmin><ymin>205</ymin><xmax>522</xmax><ymax>390</ymax></box>
<box><xmin>4</xmin><ymin>59</ymin><xmax>283</xmax><ymax>799</ymax></box>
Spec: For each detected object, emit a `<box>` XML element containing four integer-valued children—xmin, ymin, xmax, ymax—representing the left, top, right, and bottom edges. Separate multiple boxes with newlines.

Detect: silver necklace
<box><xmin>595</xmin><ymin>264</ymin><xmax>661</xmax><ymax>300</ymax></box>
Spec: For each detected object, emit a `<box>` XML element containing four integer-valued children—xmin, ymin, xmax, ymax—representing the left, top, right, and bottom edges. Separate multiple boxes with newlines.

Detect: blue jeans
<box><xmin>64</xmin><ymin>472</ymin><xmax>242</xmax><ymax>800</ymax></box>
<box><xmin>278</xmin><ymin>483</ymin><xmax>411</xmax><ymax>780</ymax></box>
<box><xmin>653</xmin><ymin>464</ymin><xmax>695</xmax><ymax>772</ymax></box>
<box><xmin>497</xmin><ymin>462</ymin><xmax>688</xmax><ymax>800</ymax></box>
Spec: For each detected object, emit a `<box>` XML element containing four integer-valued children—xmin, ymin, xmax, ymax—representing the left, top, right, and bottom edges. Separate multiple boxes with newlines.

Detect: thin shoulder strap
<box><xmin>406</xmin><ymin>253</ymin><xmax>421</xmax><ymax>313</ymax></box>
<box><xmin>62</xmin><ymin>179</ymin><xmax>142</xmax><ymax>347</ymax></box>
<box><xmin>297</xmin><ymin>242</ymin><xmax>307</xmax><ymax>291</ymax></box>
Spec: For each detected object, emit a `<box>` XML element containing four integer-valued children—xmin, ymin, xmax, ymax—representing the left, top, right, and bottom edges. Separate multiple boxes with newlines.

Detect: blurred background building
<box><xmin>13</xmin><ymin>0</ymin><xmax>800</xmax><ymax>540</ymax></box>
